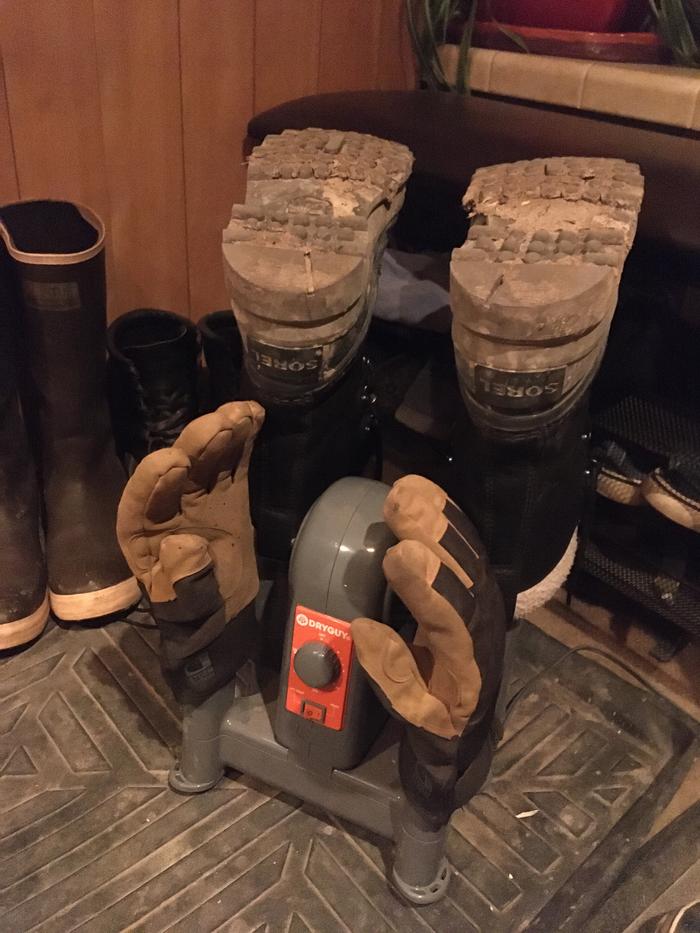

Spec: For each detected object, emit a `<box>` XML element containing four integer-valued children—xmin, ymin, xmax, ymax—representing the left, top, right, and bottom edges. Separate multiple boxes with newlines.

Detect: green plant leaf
<box><xmin>406</xmin><ymin>0</ymin><xmax>446</xmax><ymax>88</ymax></box>
<box><xmin>422</xmin><ymin>0</ymin><xmax>452</xmax><ymax>87</ymax></box>
<box><xmin>485</xmin><ymin>0</ymin><xmax>530</xmax><ymax>53</ymax></box>
<box><xmin>456</xmin><ymin>1</ymin><xmax>477</xmax><ymax>94</ymax></box>
<box><xmin>405</xmin><ymin>0</ymin><xmax>478</xmax><ymax>91</ymax></box>
<box><xmin>496</xmin><ymin>23</ymin><xmax>530</xmax><ymax>52</ymax></box>
<box><xmin>649</xmin><ymin>0</ymin><xmax>700</xmax><ymax>66</ymax></box>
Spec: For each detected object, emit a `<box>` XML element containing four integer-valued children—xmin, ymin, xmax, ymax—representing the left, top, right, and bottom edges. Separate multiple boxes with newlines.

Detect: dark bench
<box><xmin>248</xmin><ymin>89</ymin><xmax>699</xmax><ymax>259</ymax></box>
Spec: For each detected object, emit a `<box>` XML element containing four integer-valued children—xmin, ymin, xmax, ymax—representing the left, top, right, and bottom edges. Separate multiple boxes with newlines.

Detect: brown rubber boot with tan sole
<box><xmin>0</xmin><ymin>200</ymin><xmax>139</xmax><ymax>621</ymax></box>
<box><xmin>0</xmin><ymin>253</ymin><xmax>48</xmax><ymax>648</ymax></box>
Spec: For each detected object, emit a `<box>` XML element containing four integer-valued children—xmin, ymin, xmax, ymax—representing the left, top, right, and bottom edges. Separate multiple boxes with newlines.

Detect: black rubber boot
<box><xmin>0</xmin><ymin>200</ymin><xmax>139</xmax><ymax>621</ymax></box>
<box><xmin>450</xmin><ymin>403</ymin><xmax>590</xmax><ymax>618</ymax></box>
<box><xmin>222</xmin><ymin>129</ymin><xmax>412</xmax><ymax>563</ymax></box>
<box><xmin>0</xmin><ymin>251</ymin><xmax>48</xmax><ymax>648</ymax></box>
<box><xmin>242</xmin><ymin>354</ymin><xmax>379</xmax><ymax>563</ymax></box>
<box><xmin>198</xmin><ymin>309</ymin><xmax>243</xmax><ymax>409</ymax></box>
<box><xmin>448</xmin><ymin>156</ymin><xmax>643</xmax><ymax>618</ymax></box>
<box><xmin>107</xmin><ymin>308</ymin><xmax>200</xmax><ymax>469</ymax></box>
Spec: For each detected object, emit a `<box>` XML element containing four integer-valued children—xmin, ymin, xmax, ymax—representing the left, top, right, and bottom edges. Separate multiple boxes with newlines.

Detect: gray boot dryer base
<box><xmin>169</xmin><ymin>478</ymin><xmax>505</xmax><ymax>906</ymax></box>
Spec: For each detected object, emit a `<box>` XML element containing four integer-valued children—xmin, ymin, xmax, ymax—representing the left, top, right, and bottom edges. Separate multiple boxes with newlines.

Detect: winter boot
<box><xmin>0</xmin><ymin>200</ymin><xmax>139</xmax><ymax>621</ymax></box>
<box><xmin>595</xmin><ymin>439</ymin><xmax>647</xmax><ymax>506</ymax></box>
<box><xmin>642</xmin><ymin>452</ymin><xmax>700</xmax><ymax>532</ymax></box>
<box><xmin>244</xmin><ymin>356</ymin><xmax>379</xmax><ymax>562</ymax></box>
<box><xmin>116</xmin><ymin>401</ymin><xmax>264</xmax><ymax>699</ymax></box>
<box><xmin>107</xmin><ymin>308</ymin><xmax>200</xmax><ymax>470</ymax></box>
<box><xmin>0</xmin><ymin>252</ymin><xmax>48</xmax><ymax>648</ymax></box>
<box><xmin>449</xmin><ymin>157</ymin><xmax>644</xmax><ymax>616</ymax></box>
<box><xmin>198</xmin><ymin>309</ymin><xmax>243</xmax><ymax>409</ymax></box>
<box><xmin>222</xmin><ymin>128</ymin><xmax>413</xmax><ymax>560</ymax></box>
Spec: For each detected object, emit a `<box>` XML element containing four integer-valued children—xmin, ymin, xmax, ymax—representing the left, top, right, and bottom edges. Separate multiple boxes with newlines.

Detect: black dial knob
<box><xmin>293</xmin><ymin>641</ymin><xmax>341</xmax><ymax>688</ymax></box>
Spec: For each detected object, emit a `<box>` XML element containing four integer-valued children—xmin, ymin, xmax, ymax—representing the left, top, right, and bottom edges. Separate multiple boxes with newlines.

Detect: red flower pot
<box><xmin>477</xmin><ymin>0</ymin><xmax>645</xmax><ymax>33</ymax></box>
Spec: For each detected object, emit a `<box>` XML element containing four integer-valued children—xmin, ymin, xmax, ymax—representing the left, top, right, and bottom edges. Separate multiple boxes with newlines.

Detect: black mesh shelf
<box><xmin>577</xmin><ymin>536</ymin><xmax>700</xmax><ymax>638</ymax></box>
<box><xmin>594</xmin><ymin>393</ymin><xmax>700</xmax><ymax>460</ymax></box>
<box><xmin>586</xmin><ymin>387</ymin><xmax>700</xmax><ymax>636</ymax></box>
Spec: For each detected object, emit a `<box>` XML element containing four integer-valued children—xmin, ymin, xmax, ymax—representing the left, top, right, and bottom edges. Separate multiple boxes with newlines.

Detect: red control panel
<box><xmin>285</xmin><ymin>605</ymin><xmax>354</xmax><ymax>731</ymax></box>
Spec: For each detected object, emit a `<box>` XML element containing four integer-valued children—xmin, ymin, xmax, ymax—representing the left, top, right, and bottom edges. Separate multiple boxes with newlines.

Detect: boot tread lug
<box><xmin>224</xmin><ymin>129</ymin><xmax>412</xmax><ymax>262</ymax></box>
<box><xmin>456</xmin><ymin>156</ymin><xmax>642</xmax><ymax>276</ymax></box>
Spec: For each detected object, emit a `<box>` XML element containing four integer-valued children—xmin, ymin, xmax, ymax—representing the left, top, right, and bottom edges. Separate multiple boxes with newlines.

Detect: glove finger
<box><xmin>173</xmin><ymin>410</ymin><xmax>241</xmax><ymax>492</ymax></box>
<box><xmin>393</xmin><ymin>474</ymin><xmax>486</xmax><ymax>566</ymax></box>
<box><xmin>384</xmin><ymin>482</ymin><xmax>478</xmax><ymax>591</ymax></box>
<box><xmin>391</xmin><ymin>474</ymin><xmax>447</xmax><ymax>510</ymax></box>
<box><xmin>351</xmin><ymin>617</ymin><xmax>458</xmax><ymax>739</ymax></box>
<box><xmin>116</xmin><ymin>447</ymin><xmax>191</xmax><ymax>583</ymax></box>
<box><xmin>383</xmin><ymin>539</ymin><xmax>482</xmax><ymax>732</ymax></box>
<box><xmin>175</xmin><ymin>402</ymin><xmax>262</xmax><ymax>619</ymax></box>
<box><xmin>383</xmin><ymin>482</ymin><xmax>460</xmax><ymax>650</ymax></box>
<box><xmin>217</xmin><ymin>399</ymin><xmax>265</xmax><ymax>435</ymax></box>
<box><xmin>216</xmin><ymin>400</ymin><xmax>265</xmax><ymax>482</ymax></box>
<box><xmin>174</xmin><ymin>402</ymin><xmax>264</xmax><ymax>493</ymax></box>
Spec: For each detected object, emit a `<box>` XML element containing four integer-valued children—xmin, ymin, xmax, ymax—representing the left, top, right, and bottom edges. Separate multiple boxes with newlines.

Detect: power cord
<box><xmin>504</xmin><ymin>643</ymin><xmax>662</xmax><ymax>726</ymax></box>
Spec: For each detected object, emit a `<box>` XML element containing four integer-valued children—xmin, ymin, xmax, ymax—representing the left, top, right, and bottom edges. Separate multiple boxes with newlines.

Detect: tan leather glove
<box><xmin>352</xmin><ymin>475</ymin><xmax>506</xmax><ymax>821</ymax></box>
<box><xmin>116</xmin><ymin>401</ymin><xmax>264</xmax><ymax>696</ymax></box>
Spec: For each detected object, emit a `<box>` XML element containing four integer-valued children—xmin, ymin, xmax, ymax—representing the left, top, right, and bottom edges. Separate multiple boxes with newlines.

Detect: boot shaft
<box><xmin>0</xmin><ymin>226</ymin><xmax>43</xmax><ymax>501</ymax></box>
<box><xmin>450</xmin><ymin>402</ymin><xmax>590</xmax><ymax>611</ymax></box>
<box><xmin>0</xmin><ymin>230</ymin><xmax>48</xmax><ymax>635</ymax></box>
<box><xmin>0</xmin><ymin>199</ymin><xmax>136</xmax><ymax>615</ymax></box>
<box><xmin>244</xmin><ymin>353</ymin><xmax>378</xmax><ymax>562</ymax></box>
<box><xmin>0</xmin><ymin>201</ymin><xmax>110</xmax><ymax>463</ymax></box>
<box><xmin>198</xmin><ymin>309</ymin><xmax>243</xmax><ymax>408</ymax></box>
<box><xmin>108</xmin><ymin>308</ymin><xmax>200</xmax><ymax>464</ymax></box>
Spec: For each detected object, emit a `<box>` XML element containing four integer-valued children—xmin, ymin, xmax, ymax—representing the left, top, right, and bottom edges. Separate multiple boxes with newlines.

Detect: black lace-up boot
<box><xmin>107</xmin><ymin>308</ymin><xmax>200</xmax><ymax>470</ymax></box>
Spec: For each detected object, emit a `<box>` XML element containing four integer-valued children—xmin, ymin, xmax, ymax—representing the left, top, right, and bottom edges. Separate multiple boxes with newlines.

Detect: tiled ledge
<box><xmin>439</xmin><ymin>47</ymin><xmax>700</xmax><ymax>130</ymax></box>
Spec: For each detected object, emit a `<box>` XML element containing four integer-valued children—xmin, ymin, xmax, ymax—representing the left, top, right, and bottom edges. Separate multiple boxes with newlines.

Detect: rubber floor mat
<box><xmin>0</xmin><ymin>617</ymin><xmax>696</xmax><ymax>932</ymax></box>
<box><xmin>584</xmin><ymin>800</ymin><xmax>700</xmax><ymax>932</ymax></box>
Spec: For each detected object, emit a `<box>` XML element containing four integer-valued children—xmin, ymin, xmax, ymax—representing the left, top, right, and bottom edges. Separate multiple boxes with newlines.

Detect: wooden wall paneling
<box><xmin>0</xmin><ymin>0</ymin><xmax>412</xmax><ymax>320</ymax></box>
<box><xmin>0</xmin><ymin>52</ymin><xmax>18</xmax><ymax>203</ymax></box>
<box><xmin>317</xmin><ymin>0</ymin><xmax>384</xmax><ymax>93</ymax></box>
<box><xmin>180</xmin><ymin>0</ymin><xmax>255</xmax><ymax>319</ymax></box>
<box><xmin>254</xmin><ymin>0</ymin><xmax>323</xmax><ymax>114</ymax></box>
<box><xmin>93</xmin><ymin>0</ymin><xmax>188</xmax><ymax>320</ymax></box>
<box><xmin>0</xmin><ymin>0</ymin><xmax>110</xmax><ymax>222</ymax></box>
<box><xmin>377</xmin><ymin>0</ymin><xmax>416</xmax><ymax>91</ymax></box>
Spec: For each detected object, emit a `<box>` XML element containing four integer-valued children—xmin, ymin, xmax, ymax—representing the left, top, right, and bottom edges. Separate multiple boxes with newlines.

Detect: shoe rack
<box><xmin>580</xmin><ymin>395</ymin><xmax>700</xmax><ymax>646</ymax></box>
<box><xmin>569</xmin><ymin>250</ymin><xmax>700</xmax><ymax>656</ymax></box>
